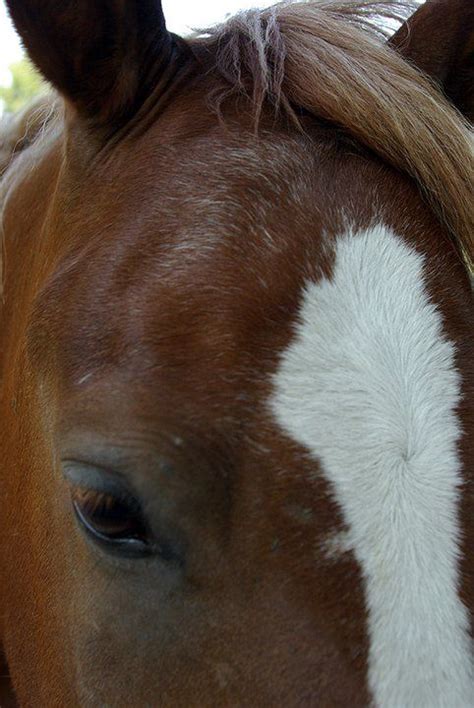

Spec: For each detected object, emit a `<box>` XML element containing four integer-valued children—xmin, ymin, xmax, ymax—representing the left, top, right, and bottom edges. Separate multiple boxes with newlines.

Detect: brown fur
<box><xmin>193</xmin><ymin>0</ymin><xmax>473</xmax><ymax>274</ymax></box>
<box><xmin>3</xmin><ymin>2</ymin><xmax>473</xmax><ymax>272</ymax></box>
<box><xmin>0</xmin><ymin>1</ymin><xmax>472</xmax><ymax>705</ymax></box>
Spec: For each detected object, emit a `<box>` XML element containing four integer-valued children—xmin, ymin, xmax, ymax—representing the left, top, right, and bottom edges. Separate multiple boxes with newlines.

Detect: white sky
<box><xmin>0</xmin><ymin>0</ymin><xmax>275</xmax><ymax>85</ymax></box>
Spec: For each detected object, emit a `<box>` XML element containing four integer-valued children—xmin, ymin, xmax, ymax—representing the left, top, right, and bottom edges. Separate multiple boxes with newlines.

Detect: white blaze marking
<box><xmin>271</xmin><ymin>225</ymin><xmax>473</xmax><ymax>707</ymax></box>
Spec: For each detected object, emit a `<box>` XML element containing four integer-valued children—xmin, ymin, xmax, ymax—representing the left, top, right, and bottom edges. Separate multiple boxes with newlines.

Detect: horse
<box><xmin>0</xmin><ymin>0</ymin><xmax>472</xmax><ymax>704</ymax></box>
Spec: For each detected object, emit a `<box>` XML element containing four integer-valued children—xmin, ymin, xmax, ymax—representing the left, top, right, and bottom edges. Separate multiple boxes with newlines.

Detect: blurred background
<box><xmin>0</xmin><ymin>0</ymin><xmax>275</xmax><ymax>115</ymax></box>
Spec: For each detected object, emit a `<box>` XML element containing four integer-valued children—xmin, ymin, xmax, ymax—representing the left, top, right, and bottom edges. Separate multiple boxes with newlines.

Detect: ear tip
<box><xmin>3</xmin><ymin>0</ymin><xmax>177</xmax><ymax>128</ymax></box>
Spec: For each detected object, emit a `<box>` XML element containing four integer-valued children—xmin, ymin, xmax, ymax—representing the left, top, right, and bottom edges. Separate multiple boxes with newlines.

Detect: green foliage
<box><xmin>0</xmin><ymin>57</ymin><xmax>46</xmax><ymax>114</ymax></box>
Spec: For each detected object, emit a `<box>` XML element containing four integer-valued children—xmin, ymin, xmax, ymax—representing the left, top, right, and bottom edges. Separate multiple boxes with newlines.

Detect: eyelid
<box><xmin>60</xmin><ymin>442</ymin><xmax>149</xmax><ymax>476</ymax></box>
<box><xmin>62</xmin><ymin>460</ymin><xmax>136</xmax><ymax>500</ymax></box>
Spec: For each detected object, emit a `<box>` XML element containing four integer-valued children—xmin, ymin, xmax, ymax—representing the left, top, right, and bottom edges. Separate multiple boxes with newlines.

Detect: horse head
<box><xmin>0</xmin><ymin>0</ymin><xmax>472</xmax><ymax>704</ymax></box>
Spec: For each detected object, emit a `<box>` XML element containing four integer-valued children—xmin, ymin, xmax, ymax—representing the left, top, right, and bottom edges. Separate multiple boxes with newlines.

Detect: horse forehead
<box><xmin>34</xmin><ymin>125</ymin><xmax>424</xmax><ymax>389</ymax></box>
<box><xmin>33</xmin><ymin>218</ymin><xmax>298</xmax><ymax>397</ymax></box>
<box><xmin>36</xmin><ymin>134</ymin><xmax>333</xmax><ymax>379</ymax></box>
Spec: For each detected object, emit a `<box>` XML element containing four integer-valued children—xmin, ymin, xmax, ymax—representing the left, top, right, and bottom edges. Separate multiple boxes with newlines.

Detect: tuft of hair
<box><xmin>0</xmin><ymin>93</ymin><xmax>57</xmax><ymax>179</ymax></box>
<box><xmin>193</xmin><ymin>0</ymin><xmax>474</xmax><ymax>277</ymax></box>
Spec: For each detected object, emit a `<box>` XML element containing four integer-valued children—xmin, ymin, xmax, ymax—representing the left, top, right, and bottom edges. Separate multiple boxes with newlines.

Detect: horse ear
<box><xmin>5</xmin><ymin>0</ymin><xmax>182</xmax><ymax>127</ymax></box>
<box><xmin>390</xmin><ymin>0</ymin><xmax>474</xmax><ymax>122</ymax></box>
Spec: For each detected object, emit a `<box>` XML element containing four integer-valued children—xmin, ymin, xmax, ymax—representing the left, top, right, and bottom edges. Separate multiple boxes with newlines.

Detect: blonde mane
<box><xmin>0</xmin><ymin>93</ymin><xmax>57</xmax><ymax>180</ymax></box>
<box><xmin>194</xmin><ymin>0</ymin><xmax>474</xmax><ymax>276</ymax></box>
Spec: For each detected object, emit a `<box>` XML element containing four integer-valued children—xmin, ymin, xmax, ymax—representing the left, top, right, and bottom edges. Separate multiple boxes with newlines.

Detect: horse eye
<box><xmin>71</xmin><ymin>487</ymin><xmax>154</xmax><ymax>559</ymax></box>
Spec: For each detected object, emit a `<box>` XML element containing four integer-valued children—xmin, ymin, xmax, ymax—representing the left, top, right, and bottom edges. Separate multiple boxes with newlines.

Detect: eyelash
<box><xmin>71</xmin><ymin>485</ymin><xmax>152</xmax><ymax>553</ymax></box>
<box><xmin>72</xmin><ymin>487</ymin><xmax>140</xmax><ymax>518</ymax></box>
<box><xmin>70</xmin><ymin>484</ymin><xmax>184</xmax><ymax>565</ymax></box>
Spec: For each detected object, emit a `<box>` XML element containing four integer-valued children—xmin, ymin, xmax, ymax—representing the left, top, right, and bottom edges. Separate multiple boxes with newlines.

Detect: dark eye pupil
<box><xmin>72</xmin><ymin>489</ymin><xmax>149</xmax><ymax>545</ymax></box>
